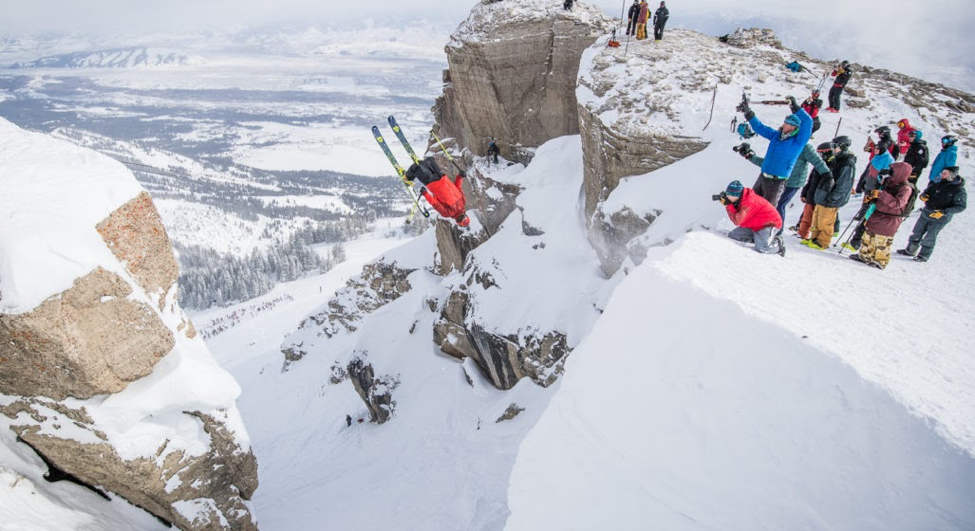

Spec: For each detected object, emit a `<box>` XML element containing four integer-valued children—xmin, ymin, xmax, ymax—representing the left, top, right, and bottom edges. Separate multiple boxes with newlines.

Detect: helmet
<box><xmin>897</xmin><ymin>119</ymin><xmax>908</xmax><ymax>129</ymax></box>
<box><xmin>942</xmin><ymin>135</ymin><xmax>958</xmax><ymax>147</ymax></box>
<box><xmin>811</xmin><ymin>89</ymin><xmax>821</xmax><ymax>96</ymax></box>
<box><xmin>816</xmin><ymin>141</ymin><xmax>833</xmax><ymax>152</ymax></box>
<box><xmin>841</xmin><ymin>60</ymin><xmax>850</xmax><ymax>68</ymax></box>
<box><xmin>832</xmin><ymin>135</ymin><xmax>851</xmax><ymax>149</ymax></box>
<box><xmin>875</xmin><ymin>125</ymin><xmax>891</xmax><ymax>137</ymax></box>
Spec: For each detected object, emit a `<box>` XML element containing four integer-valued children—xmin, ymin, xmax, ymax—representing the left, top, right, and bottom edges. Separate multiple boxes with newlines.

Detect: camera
<box><xmin>711</xmin><ymin>192</ymin><xmax>726</xmax><ymax>202</ymax></box>
<box><xmin>732</xmin><ymin>142</ymin><xmax>751</xmax><ymax>154</ymax></box>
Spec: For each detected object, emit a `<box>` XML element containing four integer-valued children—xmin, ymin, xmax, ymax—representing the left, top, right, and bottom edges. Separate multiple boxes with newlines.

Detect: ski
<box><xmin>387</xmin><ymin>115</ymin><xmax>421</xmax><ymax>165</ymax></box>
<box><xmin>371</xmin><ymin>125</ymin><xmax>430</xmax><ymax>219</ymax></box>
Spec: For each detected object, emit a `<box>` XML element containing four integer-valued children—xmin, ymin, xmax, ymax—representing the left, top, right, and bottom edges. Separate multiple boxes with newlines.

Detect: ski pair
<box><xmin>372</xmin><ymin>116</ymin><xmax>429</xmax><ymax>219</ymax></box>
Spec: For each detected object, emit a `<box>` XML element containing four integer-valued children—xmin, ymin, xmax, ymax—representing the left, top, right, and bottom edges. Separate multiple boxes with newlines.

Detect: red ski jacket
<box><xmin>896</xmin><ymin>118</ymin><xmax>916</xmax><ymax>155</ymax></box>
<box><xmin>726</xmin><ymin>188</ymin><xmax>782</xmax><ymax>231</ymax></box>
<box><xmin>422</xmin><ymin>174</ymin><xmax>466</xmax><ymax>220</ymax></box>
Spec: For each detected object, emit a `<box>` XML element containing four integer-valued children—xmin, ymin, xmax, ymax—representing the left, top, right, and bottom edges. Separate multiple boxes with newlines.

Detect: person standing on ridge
<box><xmin>898</xmin><ymin>166</ymin><xmax>967</xmax><ymax>262</ymax></box>
<box><xmin>406</xmin><ymin>156</ymin><xmax>470</xmax><ymax>227</ymax></box>
<box><xmin>563</xmin><ymin>0</ymin><xmax>574</xmax><ymax>10</ymax></box>
<box><xmin>927</xmin><ymin>135</ymin><xmax>958</xmax><ymax>184</ymax></box>
<box><xmin>825</xmin><ymin>60</ymin><xmax>852</xmax><ymax>113</ymax></box>
<box><xmin>487</xmin><ymin>141</ymin><xmax>501</xmax><ymax>164</ymax></box>
<box><xmin>802</xmin><ymin>136</ymin><xmax>856</xmax><ymax>250</ymax></box>
<box><xmin>626</xmin><ymin>0</ymin><xmax>641</xmax><ymax>36</ymax></box>
<box><xmin>653</xmin><ymin>1</ymin><xmax>669</xmax><ymax>41</ymax></box>
<box><xmin>717</xmin><ymin>180</ymin><xmax>786</xmax><ymax>256</ymax></box>
<box><xmin>738</xmin><ymin>94</ymin><xmax>814</xmax><ymax>211</ymax></box>
<box><xmin>802</xmin><ymin>90</ymin><xmax>823</xmax><ymax>135</ymax></box>
<box><xmin>850</xmin><ymin>161</ymin><xmax>914</xmax><ymax>269</ymax></box>
<box><xmin>895</xmin><ymin>118</ymin><xmax>916</xmax><ymax>156</ymax></box>
<box><xmin>636</xmin><ymin>0</ymin><xmax>649</xmax><ymax>41</ymax></box>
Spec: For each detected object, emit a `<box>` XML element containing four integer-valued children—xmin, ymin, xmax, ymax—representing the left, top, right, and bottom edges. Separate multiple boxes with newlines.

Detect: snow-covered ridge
<box><xmin>9</xmin><ymin>47</ymin><xmax>204</xmax><ymax>69</ymax></box>
<box><xmin>450</xmin><ymin>0</ymin><xmax>608</xmax><ymax>47</ymax></box>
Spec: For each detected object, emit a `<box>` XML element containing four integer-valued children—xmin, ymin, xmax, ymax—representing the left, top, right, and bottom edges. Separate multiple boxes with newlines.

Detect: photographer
<box><xmin>716</xmin><ymin>180</ymin><xmax>785</xmax><ymax>256</ymax></box>
<box><xmin>738</xmin><ymin>95</ymin><xmax>813</xmax><ymax>208</ymax></box>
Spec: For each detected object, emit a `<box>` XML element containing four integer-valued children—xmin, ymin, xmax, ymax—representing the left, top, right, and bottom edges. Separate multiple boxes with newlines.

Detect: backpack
<box><xmin>406</xmin><ymin>157</ymin><xmax>443</xmax><ymax>186</ymax></box>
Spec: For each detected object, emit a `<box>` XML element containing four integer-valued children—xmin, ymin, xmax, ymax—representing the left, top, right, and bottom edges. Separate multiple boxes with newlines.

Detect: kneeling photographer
<box><xmin>714</xmin><ymin>180</ymin><xmax>785</xmax><ymax>256</ymax></box>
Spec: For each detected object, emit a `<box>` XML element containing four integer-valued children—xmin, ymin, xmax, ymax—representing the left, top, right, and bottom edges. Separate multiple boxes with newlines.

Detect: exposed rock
<box><xmin>96</xmin><ymin>191</ymin><xmax>179</xmax><ymax>304</ymax></box>
<box><xmin>434</xmin><ymin>219</ymin><xmax>489</xmax><ymax>276</ymax></box>
<box><xmin>6</xmin><ymin>400</ymin><xmax>258</xmax><ymax>531</ymax></box>
<box><xmin>433</xmin><ymin>0</ymin><xmax>612</xmax><ymax>163</ymax></box>
<box><xmin>495</xmin><ymin>403</ymin><xmax>525</xmax><ymax>423</ymax></box>
<box><xmin>721</xmin><ymin>27</ymin><xmax>783</xmax><ymax>49</ymax></box>
<box><xmin>347</xmin><ymin>354</ymin><xmax>398</xmax><ymax>424</ymax></box>
<box><xmin>0</xmin><ymin>267</ymin><xmax>174</xmax><ymax>400</ymax></box>
<box><xmin>464</xmin><ymin>165</ymin><xmax>523</xmax><ymax>236</ymax></box>
<box><xmin>588</xmin><ymin>207</ymin><xmax>659</xmax><ymax>277</ymax></box>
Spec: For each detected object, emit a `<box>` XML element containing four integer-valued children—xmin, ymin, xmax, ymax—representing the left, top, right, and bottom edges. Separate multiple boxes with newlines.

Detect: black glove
<box><xmin>736</xmin><ymin>100</ymin><xmax>751</xmax><ymax>115</ymax></box>
<box><xmin>458</xmin><ymin>170</ymin><xmax>466</xmax><ymax>178</ymax></box>
<box><xmin>786</xmin><ymin>95</ymin><xmax>800</xmax><ymax>113</ymax></box>
<box><xmin>719</xmin><ymin>193</ymin><xmax>730</xmax><ymax>205</ymax></box>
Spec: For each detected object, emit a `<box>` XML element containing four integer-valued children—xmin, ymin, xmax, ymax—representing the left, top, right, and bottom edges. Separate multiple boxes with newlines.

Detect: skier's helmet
<box><xmin>942</xmin><ymin>135</ymin><xmax>958</xmax><ymax>147</ymax></box>
<box><xmin>831</xmin><ymin>135</ymin><xmax>852</xmax><ymax>150</ymax></box>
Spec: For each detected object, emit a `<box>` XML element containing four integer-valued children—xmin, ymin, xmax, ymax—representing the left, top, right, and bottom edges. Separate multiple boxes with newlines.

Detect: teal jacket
<box><xmin>750</xmin><ymin>142</ymin><xmax>829</xmax><ymax>188</ymax></box>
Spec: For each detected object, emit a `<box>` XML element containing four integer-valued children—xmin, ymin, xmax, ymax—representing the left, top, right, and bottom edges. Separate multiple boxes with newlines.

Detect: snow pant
<box><xmin>811</xmin><ymin>116</ymin><xmax>821</xmax><ymax>134</ymax></box>
<box><xmin>636</xmin><ymin>23</ymin><xmax>647</xmax><ymax>40</ymax></box>
<box><xmin>849</xmin><ymin>221</ymin><xmax>865</xmax><ymax>249</ymax></box>
<box><xmin>906</xmin><ymin>215</ymin><xmax>949</xmax><ymax>260</ymax></box>
<box><xmin>810</xmin><ymin>205</ymin><xmax>838</xmax><ymax>248</ymax></box>
<box><xmin>753</xmin><ymin>174</ymin><xmax>787</xmax><ymax>213</ymax></box>
<box><xmin>653</xmin><ymin>23</ymin><xmax>666</xmax><ymax>40</ymax></box>
<box><xmin>828</xmin><ymin>85</ymin><xmax>844</xmax><ymax>110</ymax></box>
<box><xmin>776</xmin><ymin>185</ymin><xmax>801</xmax><ymax>225</ymax></box>
<box><xmin>857</xmin><ymin>231</ymin><xmax>893</xmax><ymax>268</ymax></box>
<box><xmin>729</xmin><ymin>226</ymin><xmax>780</xmax><ymax>254</ymax></box>
<box><xmin>626</xmin><ymin>17</ymin><xmax>638</xmax><ymax>35</ymax></box>
<box><xmin>797</xmin><ymin>202</ymin><xmax>815</xmax><ymax>239</ymax></box>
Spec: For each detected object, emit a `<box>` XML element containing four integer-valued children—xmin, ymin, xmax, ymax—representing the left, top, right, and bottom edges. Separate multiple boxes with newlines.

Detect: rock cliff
<box><xmin>0</xmin><ymin>118</ymin><xmax>258</xmax><ymax>530</ymax></box>
<box><xmin>433</xmin><ymin>0</ymin><xmax>612</xmax><ymax>163</ymax></box>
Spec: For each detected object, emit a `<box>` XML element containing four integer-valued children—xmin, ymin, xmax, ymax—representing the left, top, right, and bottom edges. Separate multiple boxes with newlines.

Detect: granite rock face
<box><xmin>433</xmin><ymin>0</ymin><xmax>612</xmax><ymax>163</ymax></box>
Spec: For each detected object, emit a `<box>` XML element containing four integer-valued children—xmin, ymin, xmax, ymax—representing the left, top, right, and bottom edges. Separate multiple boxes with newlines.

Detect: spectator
<box><xmin>928</xmin><ymin>135</ymin><xmax>958</xmax><ymax>184</ymax></box>
<box><xmin>636</xmin><ymin>0</ymin><xmax>649</xmax><ymax>41</ymax></box>
<box><xmin>825</xmin><ymin>60</ymin><xmax>852</xmax><ymax>112</ymax></box>
<box><xmin>653</xmin><ymin>1</ymin><xmax>669</xmax><ymax>41</ymax></box>
<box><xmin>802</xmin><ymin>90</ymin><xmax>823</xmax><ymax>135</ymax></box>
<box><xmin>718</xmin><ymin>180</ymin><xmax>786</xmax><ymax>256</ymax></box>
<box><xmin>742</xmin><ymin>141</ymin><xmax>830</xmax><ymax>224</ymax></box>
<box><xmin>626</xmin><ymin>0</ymin><xmax>640</xmax><ymax>36</ymax></box>
<box><xmin>898</xmin><ymin>166</ymin><xmax>967</xmax><ymax>262</ymax></box>
<box><xmin>850</xmin><ymin>162</ymin><xmax>914</xmax><ymax>269</ymax></box>
<box><xmin>895</xmin><ymin>118</ymin><xmax>916</xmax><ymax>155</ymax></box>
<box><xmin>803</xmin><ymin>136</ymin><xmax>856</xmax><ymax>250</ymax></box>
<box><xmin>739</xmin><ymin>95</ymin><xmax>814</xmax><ymax>209</ymax></box>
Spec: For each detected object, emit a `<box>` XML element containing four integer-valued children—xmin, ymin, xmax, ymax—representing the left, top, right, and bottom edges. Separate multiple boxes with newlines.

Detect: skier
<box><xmin>653</xmin><ymin>1</ymin><xmax>669</xmax><ymax>41</ymax></box>
<box><xmin>626</xmin><ymin>0</ymin><xmax>641</xmax><ymax>36</ymax></box>
<box><xmin>898</xmin><ymin>166</ymin><xmax>967</xmax><ymax>262</ymax></box>
<box><xmin>406</xmin><ymin>156</ymin><xmax>470</xmax><ymax>227</ymax></box>
<box><xmin>802</xmin><ymin>136</ymin><xmax>856</xmax><ymax>250</ymax></box>
<box><xmin>563</xmin><ymin>0</ymin><xmax>573</xmax><ymax>10</ymax></box>
<box><xmin>739</xmin><ymin>95</ymin><xmax>814</xmax><ymax>210</ymax></box>
<box><xmin>487</xmin><ymin>141</ymin><xmax>501</xmax><ymax>164</ymax></box>
<box><xmin>895</xmin><ymin>118</ymin><xmax>916</xmax><ymax>155</ymax></box>
<box><xmin>741</xmin><ymin>140</ymin><xmax>831</xmax><ymax>224</ymax></box>
<box><xmin>927</xmin><ymin>135</ymin><xmax>958</xmax><ymax>184</ymax></box>
<box><xmin>825</xmin><ymin>60</ymin><xmax>852</xmax><ymax>112</ymax></box>
<box><xmin>346</xmin><ymin>414</ymin><xmax>352</xmax><ymax>427</ymax></box>
<box><xmin>850</xmin><ymin>161</ymin><xmax>913</xmax><ymax>269</ymax></box>
<box><xmin>802</xmin><ymin>90</ymin><xmax>823</xmax><ymax>134</ymax></box>
<box><xmin>717</xmin><ymin>180</ymin><xmax>785</xmax><ymax>256</ymax></box>
<box><xmin>636</xmin><ymin>0</ymin><xmax>649</xmax><ymax>41</ymax></box>
<box><xmin>903</xmin><ymin>130</ymin><xmax>929</xmax><ymax>182</ymax></box>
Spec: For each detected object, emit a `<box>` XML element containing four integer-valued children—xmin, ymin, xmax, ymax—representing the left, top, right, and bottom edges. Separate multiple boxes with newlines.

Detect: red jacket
<box><xmin>726</xmin><ymin>188</ymin><xmax>782</xmax><ymax>231</ymax></box>
<box><xmin>422</xmin><ymin>174</ymin><xmax>466</xmax><ymax>220</ymax></box>
<box><xmin>896</xmin><ymin>118</ymin><xmax>916</xmax><ymax>155</ymax></box>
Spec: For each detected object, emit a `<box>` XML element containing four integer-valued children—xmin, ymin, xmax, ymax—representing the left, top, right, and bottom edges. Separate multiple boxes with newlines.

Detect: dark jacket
<box><xmin>903</xmin><ymin>137</ymin><xmax>929</xmax><ymax>176</ymax></box>
<box><xmin>816</xmin><ymin>149</ymin><xmax>856</xmax><ymax>207</ymax></box>
<box><xmin>832</xmin><ymin>67</ymin><xmax>852</xmax><ymax>87</ymax></box>
<box><xmin>628</xmin><ymin>2</ymin><xmax>640</xmax><ymax>21</ymax></box>
<box><xmin>865</xmin><ymin>162</ymin><xmax>913</xmax><ymax>237</ymax></box>
<box><xmin>653</xmin><ymin>6</ymin><xmax>669</xmax><ymax>26</ymax></box>
<box><xmin>921</xmin><ymin>177</ymin><xmax>967</xmax><ymax>223</ymax></box>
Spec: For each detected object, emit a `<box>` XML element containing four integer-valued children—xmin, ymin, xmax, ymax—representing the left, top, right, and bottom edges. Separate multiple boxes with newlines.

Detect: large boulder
<box><xmin>434</xmin><ymin>0</ymin><xmax>612</xmax><ymax>163</ymax></box>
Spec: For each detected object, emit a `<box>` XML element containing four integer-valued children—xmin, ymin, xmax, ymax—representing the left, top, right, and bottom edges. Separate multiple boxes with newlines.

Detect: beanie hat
<box><xmin>726</xmin><ymin>180</ymin><xmax>744</xmax><ymax>196</ymax></box>
<box><xmin>784</xmin><ymin>114</ymin><xmax>801</xmax><ymax>128</ymax></box>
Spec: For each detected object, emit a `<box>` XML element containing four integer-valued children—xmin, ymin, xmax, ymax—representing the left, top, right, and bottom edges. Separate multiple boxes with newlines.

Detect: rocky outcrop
<box><xmin>0</xmin><ymin>267</ymin><xmax>174</xmax><ymax>400</ymax></box>
<box><xmin>5</xmin><ymin>400</ymin><xmax>257</xmax><ymax>530</ymax></box>
<box><xmin>433</xmin><ymin>288</ymin><xmax>570</xmax><ymax>390</ymax></box>
<box><xmin>347</xmin><ymin>354</ymin><xmax>398</xmax><ymax>424</ymax></box>
<box><xmin>433</xmin><ymin>0</ymin><xmax>612</xmax><ymax>163</ymax></box>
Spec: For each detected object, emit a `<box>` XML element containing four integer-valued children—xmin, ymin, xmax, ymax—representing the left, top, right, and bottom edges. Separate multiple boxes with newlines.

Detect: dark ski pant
<box><xmin>653</xmin><ymin>23</ymin><xmax>666</xmax><ymax>40</ymax></box>
<box><xmin>828</xmin><ymin>85</ymin><xmax>844</xmax><ymax>110</ymax></box>
<box><xmin>729</xmin><ymin>226</ymin><xmax>781</xmax><ymax>254</ymax></box>
<box><xmin>906</xmin><ymin>215</ymin><xmax>948</xmax><ymax>260</ymax></box>
<box><xmin>753</xmin><ymin>174</ymin><xmax>787</xmax><ymax>214</ymax></box>
<box><xmin>627</xmin><ymin>17</ymin><xmax>638</xmax><ymax>35</ymax></box>
<box><xmin>811</xmin><ymin>116</ymin><xmax>821</xmax><ymax>134</ymax></box>
<box><xmin>776</xmin><ymin>185</ymin><xmax>801</xmax><ymax>225</ymax></box>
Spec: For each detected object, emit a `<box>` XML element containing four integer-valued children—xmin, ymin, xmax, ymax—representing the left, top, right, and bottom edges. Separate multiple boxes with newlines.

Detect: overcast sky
<box><xmin>1</xmin><ymin>0</ymin><xmax>973</xmax><ymax>91</ymax></box>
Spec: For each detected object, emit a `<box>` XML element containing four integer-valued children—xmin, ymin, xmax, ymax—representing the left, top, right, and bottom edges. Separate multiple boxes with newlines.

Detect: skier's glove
<box><xmin>929</xmin><ymin>210</ymin><xmax>945</xmax><ymax>219</ymax></box>
<box><xmin>458</xmin><ymin>170</ymin><xmax>466</xmax><ymax>178</ymax></box>
<box><xmin>867</xmin><ymin>189</ymin><xmax>880</xmax><ymax>200</ymax></box>
<box><xmin>786</xmin><ymin>95</ymin><xmax>800</xmax><ymax>113</ymax></box>
<box><xmin>919</xmin><ymin>194</ymin><xmax>929</xmax><ymax>202</ymax></box>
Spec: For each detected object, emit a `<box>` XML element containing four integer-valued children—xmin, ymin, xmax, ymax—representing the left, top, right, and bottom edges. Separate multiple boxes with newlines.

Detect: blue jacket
<box><xmin>749</xmin><ymin>142</ymin><xmax>829</xmax><ymax>188</ymax></box>
<box><xmin>928</xmin><ymin>145</ymin><xmax>958</xmax><ymax>183</ymax></box>
<box><xmin>870</xmin><ymin>151</ymin><xmax>894</xmax><ymax>172</ymax></box>
<box><xmin>748</xmin><ymin>108</ymin><xmax>813</xmax><ymax>179</ymax></box>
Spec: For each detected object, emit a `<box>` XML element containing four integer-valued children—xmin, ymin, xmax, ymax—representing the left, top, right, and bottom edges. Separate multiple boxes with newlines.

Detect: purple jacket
<box><xmin>865</xmin><ymin>162</ymin><xmax>913</xmax><ymax>237</ymax></box>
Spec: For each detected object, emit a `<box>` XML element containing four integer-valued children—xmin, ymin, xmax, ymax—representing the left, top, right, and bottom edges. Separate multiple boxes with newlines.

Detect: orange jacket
<box><xmin>422</xmin><ymin>174</ymin><xmax>466</xmax><ymax>220</ymax></box>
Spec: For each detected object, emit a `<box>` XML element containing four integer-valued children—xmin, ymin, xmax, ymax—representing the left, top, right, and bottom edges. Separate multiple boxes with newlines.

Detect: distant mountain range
<box><xmin>10</xmin><ymin>46</ymin><xmax>204</xmax><ymax>68</ymax></box>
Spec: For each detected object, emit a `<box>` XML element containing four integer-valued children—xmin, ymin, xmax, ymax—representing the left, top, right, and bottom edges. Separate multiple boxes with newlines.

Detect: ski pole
<box><xmin>836</xmin><ymin>203</ymin><xmax>875</xmax><ymax>254</ymax></box>
<box><xmin>833</xmin><ymin>216</ymin><xmax>859</xmax><ymax>249</ymax></box>
<box><xmin>833</xmin><ymin>117</ymin><xmax>843</xmax><ymax>139</ymax></box>
<box><xmin>430</xmin><ymin>131</ymin><xmax>467</xmax><ymax>176</ymax></box>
